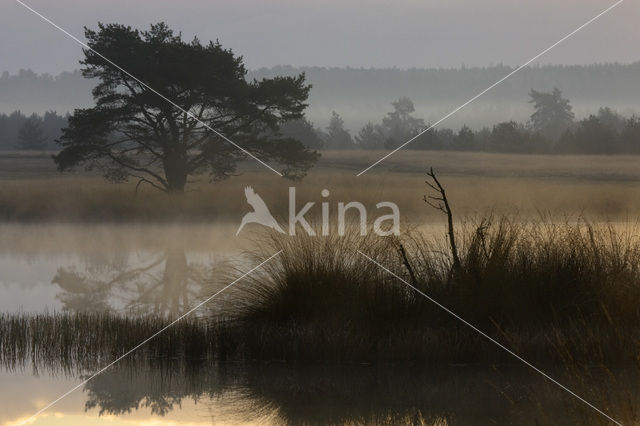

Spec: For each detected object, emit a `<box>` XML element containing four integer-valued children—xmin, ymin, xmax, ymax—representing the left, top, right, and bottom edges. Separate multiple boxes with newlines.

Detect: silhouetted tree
<box><xmin>529</xmin><ymin>88</ymin><xmax>574</xmax><ymax>141</ymax></box>
<box><xmin>619</xmin><ymin>116</ymin><xmax>640</xmax><ymax>154</ymax></box>
<box><xmin>0</xmin><ymin>110</ymin><xmax>67</xmax><ymax>150</ymax></box>
<box><xmin>436</xmin><ymin>128</ymin><xmax>455</xmax><ymax>150</ymax></box>
<box><xmin>322</xmin><ymin>111</ymin><xmax>354</xmax><ymax>149</ymax></box>
<box><xmin>17</xmin><ymin>114</ymin><xmax>47</xmax><ymax>150</ymax></box>
<box><xmin>451</xmin><ymin>125</ymin><xmax>475</xmax><ymax>151</ymax></box>
<box><xmin>412</xmin><ymin>128</ymin><xmax>441</xmax><ymax>150</ymax></box>
<box><xmin>355</xmin><ymin>122</ymin><xmax>384</xmax><ymax>149</ymax></box>
<box><xmin>558</xmin><ymin>115</ymin><xmax>617</xmax><ymax>154</ymax></box>
<box><xmin>41</xmin><ymin>110</ymin><xmax>68</xmax><ymax>149</ymax></box>
<box><xmin>0</xmin><ymin>111</ymin><xmax>26</xmax><ymax>150</ymax></box>
<box><xmin>54</xmin><ymin>23</ymin><xmax>319</xmax><ymax>192</ymax></box>
<box><xmin>596</xmin><ymin>107</ymin><xmax>625</xmax><ymax>135</ymax></box>
<box><xmin>489</xmin><ymin>121</ymin><xmax>531</xmax><ymax>153</ymax></box>
<box><xmin>474</xmin><ymin>127</ymin><xmax>492</xmax><ymax>151</ymax></box>
<box><xmin>379</xmin><ymin>97</ymin><xmax>425</xmax><ymax>149</ymax></box>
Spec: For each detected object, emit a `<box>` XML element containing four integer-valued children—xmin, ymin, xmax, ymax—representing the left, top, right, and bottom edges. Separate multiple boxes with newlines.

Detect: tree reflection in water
<box><xmin>81</xmin><ymin>362</ymin><xmax>640</xmax><ymax>425</ymax></box>
<box><xmin>51</xmin><ymin>247</ymin><xmax>218</xmax><ymax>316</ymax></box>
<box><xmin>41</xmin><ymin>247</ymin><xmax>640</xmax><ymax>424</ymax></box>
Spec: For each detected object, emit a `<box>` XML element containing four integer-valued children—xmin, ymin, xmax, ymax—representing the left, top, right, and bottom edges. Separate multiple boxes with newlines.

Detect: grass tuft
<box><xmin>3</xmin><ymin>218</ymin><xmax>640</xmax><ymax>367</ymax></box>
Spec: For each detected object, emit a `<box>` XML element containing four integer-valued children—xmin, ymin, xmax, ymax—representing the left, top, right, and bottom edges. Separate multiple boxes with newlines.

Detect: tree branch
<box><xmin>425</xmin><ymin>167</ymin><xmax>461</xmax><ymax>274</ymax></box>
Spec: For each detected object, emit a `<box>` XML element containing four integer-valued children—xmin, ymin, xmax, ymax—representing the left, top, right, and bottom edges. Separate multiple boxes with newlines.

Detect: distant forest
<box><xmin>2</xmin><ymin>88</ymin><xmax>639</xmax><ymax>155</ymax></box>
<box><xmin>0</xmin><ymin>110</ymin><xmax>66</xmax><ymax>150</ymax></box>
<box><xmin>2</xmin><ymin>62</ymin><xmax>640</xmax><ymax>131</ymax></box>
<box><xmin>280</xmin><ymin>89</ymin><xmax>640</xmax><ymax>154</ymax></box>
<box><xmin>1</xmin><ymin>63</ymin><xmax>639</xmax><ymax>154</ymax></box>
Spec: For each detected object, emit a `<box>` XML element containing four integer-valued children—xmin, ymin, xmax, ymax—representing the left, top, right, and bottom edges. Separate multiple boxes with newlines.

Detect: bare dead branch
<box><xmin>425</xmin><ymin>167</ymin><xmax>461</xmax><ymax>273</ymax></box>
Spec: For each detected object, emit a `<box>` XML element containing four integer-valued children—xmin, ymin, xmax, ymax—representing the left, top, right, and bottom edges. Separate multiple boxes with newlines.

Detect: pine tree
<box><xmin>17</xmin><ymin>114</ymin><xmax>47</xmax><ymax>150</ymax></box>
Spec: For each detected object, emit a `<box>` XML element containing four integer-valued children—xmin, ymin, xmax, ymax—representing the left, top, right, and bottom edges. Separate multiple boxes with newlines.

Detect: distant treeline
<box><xmin>252</xmin><ymin>62</ymin><xmax>640</xmax><ymax>104</ymax></box>
<box><xmin>2</xmin><ymin>88</ymin><xmax>639</xmax><ymax>154</ymax></box>
<box><xmin>281</xmin><ymin>89</ymin><xmax>640</xmax><ymax>154</ymax></box>
<box><xmin>253</xmin><ymin>63</ymin><xmax>640</xmax><ymax>129</ymax></box>
<box><xmin>0</xmin><ymin>110</ymin><xmax>67</xmax><ymax>150</ymax></box>
<box><xmin>3</xmin><ymin>63</ymin><xmax>640</xmax><ymax>130</ymax></box>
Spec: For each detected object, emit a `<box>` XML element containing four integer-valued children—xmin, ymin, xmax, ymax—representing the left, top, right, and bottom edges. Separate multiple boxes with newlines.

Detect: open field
<box><xmin>2</xmin><ymin>150</ymin><xmax>640</xmax><ymax>221</ymax></box>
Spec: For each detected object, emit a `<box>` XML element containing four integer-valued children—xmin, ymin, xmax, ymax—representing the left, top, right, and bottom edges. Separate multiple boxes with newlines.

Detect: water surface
<box><xmin>1</xmin><ymin>223</ymin><xmax>636</xmax><ymax>425</ymax></box>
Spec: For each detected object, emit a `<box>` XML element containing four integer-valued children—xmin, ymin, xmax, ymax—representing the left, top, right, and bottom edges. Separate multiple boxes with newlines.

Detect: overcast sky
<box><xmin>0</xmin><ymin>0</ymin><xmax>637</xmax><ymax>74</ymax></box>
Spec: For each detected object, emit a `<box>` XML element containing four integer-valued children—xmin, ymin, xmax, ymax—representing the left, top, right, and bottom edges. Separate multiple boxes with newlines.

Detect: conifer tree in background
<box><xmin>17</xmin><ymin>114</ymin><xmax>47</xmax><ymax>150</ymax></box>
<box><xmin>322</xmin><ymin>111</ymin><xmax>354</xmax><ymax>149</ymax></box>
<box><xmin>528</xmin><ymin>88</ymin><xmax>574</xmax><ymax>140</ymax></box>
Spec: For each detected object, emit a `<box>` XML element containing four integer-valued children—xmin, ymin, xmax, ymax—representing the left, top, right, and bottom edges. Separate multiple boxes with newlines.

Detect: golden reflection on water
<box><xmin>6</xmin><ymin>413</ymin><xmax>210</xmax><ymax>426</ymax></box>
<box><xmin>3</xmin><ymin>389</ymin><xmax>273</xmax><ymax>426</ymax></box>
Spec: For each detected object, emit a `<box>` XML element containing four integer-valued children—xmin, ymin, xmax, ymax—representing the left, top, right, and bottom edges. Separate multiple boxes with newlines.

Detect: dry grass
<box><xmin>319</xmin><ymin>150</ymin><xmax>640</xmax><ymax>179</ymax></box>
<box><xmin>220</xmin><ymin>219</ymin><xmax>640</xmax><ymax>365</ymax></box>
<box><xmin>3</xmin><ymin>150</ymin><xmax>640</xmax><ymax>221</ymax></box>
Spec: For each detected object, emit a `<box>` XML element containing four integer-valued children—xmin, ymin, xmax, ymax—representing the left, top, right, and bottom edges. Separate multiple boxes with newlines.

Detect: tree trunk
<box><xmin>161</xmin><ymin>249</ymin><xmax>188</xmax><ymax>316</ymax></box>
<box><xmin>164</xmin><ymin>151</ymin><xmax>188</xmax><ymax>192</ymax></box>
<box><xmin>166</xmin><ymin>175</ymin><xmax>186</xmax><ymax>192</ymax></box>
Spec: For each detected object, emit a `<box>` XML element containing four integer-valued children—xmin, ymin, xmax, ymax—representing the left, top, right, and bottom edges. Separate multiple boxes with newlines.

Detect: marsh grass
<box><xmin>228</xmin><ymin>218</ymin><xmax>640</xmax><ymax>364</ymax></box>
<box><xmin>2</xmin><ymin>218</ymin><xmax>640</xmax><ymax>368</ymax></box>
<box><xmin>0</xmin><ymin>312</ymin><xmax>221</xmax><ymax>373</ymax></box>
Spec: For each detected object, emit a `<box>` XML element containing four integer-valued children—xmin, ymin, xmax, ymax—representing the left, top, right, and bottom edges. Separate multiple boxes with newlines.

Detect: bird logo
<box><xmin>236</xmin><ymin>186</ymin><xmax>285</xmax><ymax>235</ymax></box>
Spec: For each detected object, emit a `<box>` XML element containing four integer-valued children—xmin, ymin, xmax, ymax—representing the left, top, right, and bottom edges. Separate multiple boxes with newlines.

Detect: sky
<box><xmin>0</xmin><ymin>0</ymin><xmax>637</xmax><ymax>75</ymax></box>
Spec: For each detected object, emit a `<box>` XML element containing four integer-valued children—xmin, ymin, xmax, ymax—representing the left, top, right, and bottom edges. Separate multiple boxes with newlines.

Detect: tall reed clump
<box><xmin>226</xmin><ymin>218</ymin><xmax>640</xmax><ymax>364</ymax></box>
<box><xmin>407</xmin><ymin>217</ymin><xmax>640</xmax><ymax>323</ymax></box>
<box><xmin>0</xmin><ymin>312</ymin><xmax>221</xmax><ymax>373</ymax></box>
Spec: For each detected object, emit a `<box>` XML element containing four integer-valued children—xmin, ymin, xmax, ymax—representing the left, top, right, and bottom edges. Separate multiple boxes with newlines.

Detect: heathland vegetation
<box><xmin>3</xmin><ymin>217</ymin><xmax>640</xmax><ymax>367</ymax></box>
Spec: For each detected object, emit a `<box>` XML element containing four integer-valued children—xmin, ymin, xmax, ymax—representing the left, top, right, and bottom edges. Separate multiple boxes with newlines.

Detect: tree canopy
<box><xmin>380</xmin><ymin>97</ymin><xmax>425</xmax><ymax>149</ymax></box>
<box><xmin>17</xmin><ymin>114</ymin><xmax>47</xmax><ymax>150</ymax></box>
<box><xmin>322</xmin><ymin>111</ymin><xmax>354</xmax><ymax>149</ymax></box>
<box><xmin>279</xmin><ymin>117</ymin><xmax>324</xmax><ymax>149</ymax></box>
<box><xmin>528</xmin><ymin>88</ymin><xmax>574</xmax><ymax>140</ymax></box>
<box><xmin>54</xmin><ymin>22</ymin><xmax>319</xmax><ymax>192</ymax></box>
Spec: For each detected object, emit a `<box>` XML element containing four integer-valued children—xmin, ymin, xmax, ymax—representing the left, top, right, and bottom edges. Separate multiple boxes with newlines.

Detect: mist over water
<box><xmin>1</xmin><ymin>1</ymin><xmax>639</xmax><ymax>423</ymax></box>
<box><xmin>0</xmin><ymin>223</ymin><xmax>247</xmax><ymax>313</ymax></box>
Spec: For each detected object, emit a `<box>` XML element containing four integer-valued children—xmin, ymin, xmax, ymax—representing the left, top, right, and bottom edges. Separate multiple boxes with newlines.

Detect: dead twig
<box><xmin>425</xmin><ymin>167</ymin><xmax>461</xmax><ymax>274</ymax></box>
